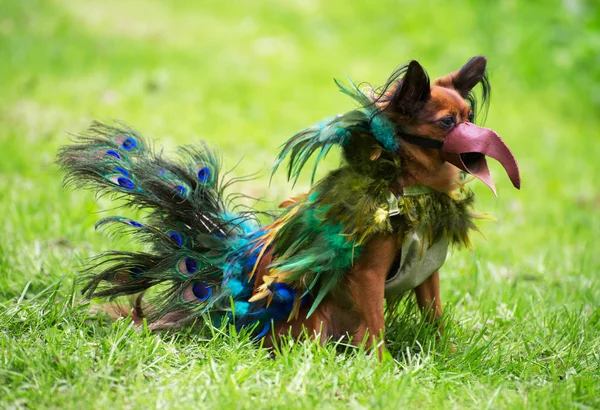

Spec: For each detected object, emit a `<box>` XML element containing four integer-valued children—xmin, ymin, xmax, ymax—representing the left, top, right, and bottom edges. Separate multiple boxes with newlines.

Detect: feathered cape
<box><xmin>249</xmin><ymin>80</ymin><xmax>477</xmax><ymax>319</ymax></box>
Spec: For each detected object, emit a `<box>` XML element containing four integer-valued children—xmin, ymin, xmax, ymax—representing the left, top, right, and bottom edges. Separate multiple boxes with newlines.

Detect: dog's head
<box><xmin>376</xmin><ymin>56</ymin><xmax>520</xmax><ymax>195</ymax></box>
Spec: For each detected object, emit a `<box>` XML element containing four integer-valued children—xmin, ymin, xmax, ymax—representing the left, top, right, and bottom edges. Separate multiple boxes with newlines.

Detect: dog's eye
<box><xmin>440</xmin><ymin>116</ymin><xmax>455</xmax><ymax>128</ymax></box>
<box><xmin>468</xmin><ymin>112</ymin><xmax>474</xmax><ymax>122</ymax></box>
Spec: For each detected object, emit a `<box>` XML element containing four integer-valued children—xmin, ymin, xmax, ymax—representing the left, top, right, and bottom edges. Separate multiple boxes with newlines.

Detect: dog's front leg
<box><xmin>414</xmin><ymin>271</ymin><xmax>444</xmax><ymax>334</ymax></box>
<box><xmin>347</xmin><ymin>234</ymin><xmax>397</xmax><ymax>358</ymax></box>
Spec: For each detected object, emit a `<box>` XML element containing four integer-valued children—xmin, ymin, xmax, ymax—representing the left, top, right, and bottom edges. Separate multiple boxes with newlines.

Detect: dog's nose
<box><xmin>440</xmin><ymin>122</ymin><xmax>521</xmax><ymax>195</ymax></box>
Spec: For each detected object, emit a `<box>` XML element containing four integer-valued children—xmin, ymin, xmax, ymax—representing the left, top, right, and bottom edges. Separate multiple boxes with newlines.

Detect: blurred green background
<box><xmin>1</xmin><ymin>0</ymin><xmax>599</xmax><ymax>408</ymax></box>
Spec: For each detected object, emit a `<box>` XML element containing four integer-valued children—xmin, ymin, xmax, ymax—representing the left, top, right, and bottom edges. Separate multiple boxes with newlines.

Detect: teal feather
<box><xmin>370</xmin><ymin>114</ymin><xmax>398</xmax><ymax>152</ymax></box>
<box><xmin>334</xmin><ymin>78</ymin><xmax>398</xmax><ymax>152</ymax></box>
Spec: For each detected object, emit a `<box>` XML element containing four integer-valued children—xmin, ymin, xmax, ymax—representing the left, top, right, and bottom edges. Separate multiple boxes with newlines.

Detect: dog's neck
<box><xmin>341</xmin><ymin>134</ymin><xmax>459</xmax><ymax>194</ymax></box>
<box><xmin>398</xmin><ymin>144</ymin><xmax>459</xmax><ymax>194</ymax></box>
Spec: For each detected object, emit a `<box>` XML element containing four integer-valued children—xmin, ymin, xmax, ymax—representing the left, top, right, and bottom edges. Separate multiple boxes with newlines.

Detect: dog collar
<box><xmin>399</xmin><ymin>133</ymin><xmax>443</xmax><ymax>149</ymax></box>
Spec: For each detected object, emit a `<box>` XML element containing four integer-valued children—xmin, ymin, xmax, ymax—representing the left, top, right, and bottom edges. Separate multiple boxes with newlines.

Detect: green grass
<box><xmin>1</xmin><ymin>0</ymin><xmax>599</xmax><ymax>408</ymax></box>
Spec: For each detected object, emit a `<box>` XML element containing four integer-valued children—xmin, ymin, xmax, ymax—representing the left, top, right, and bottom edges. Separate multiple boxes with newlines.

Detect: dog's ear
<box><xmin>435</xmin><ymin>56</ymin><xmax>487</xmax><ymax>98</ymax></box>
<box><xmin>389</xmin><ymin>60</ymin><xmax>431</xmax><ymax>117</ymax></box>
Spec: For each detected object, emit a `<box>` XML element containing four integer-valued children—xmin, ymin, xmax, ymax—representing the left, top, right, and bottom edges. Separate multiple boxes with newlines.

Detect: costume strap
<box><xmin>399</xmin><ymin>133</ymin><xmax>444</xmax><ymax>149</ymax></box>
<box><xmin>402</xmin><ymin>185</ymin><xmax>435</xmax><ymax>196</ymax></box>
<box><xmin>387</xmin><ymin>185</ymin><xmax>434</xmax><ymax>217</ymax></box>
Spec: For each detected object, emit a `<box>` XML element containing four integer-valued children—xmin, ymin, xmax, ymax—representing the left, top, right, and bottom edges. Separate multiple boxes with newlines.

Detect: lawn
<box><xmin>1</xmin><ymin>0</ymin><xmax>599</xmax><ymax>408</ymax></box>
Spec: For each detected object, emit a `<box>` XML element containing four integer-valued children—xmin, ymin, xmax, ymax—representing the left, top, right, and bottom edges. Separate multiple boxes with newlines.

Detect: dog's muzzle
<box><xmin>439</xmin><ymin>122</ymin><xmax>520</xmax><ymax>195</ymax></box>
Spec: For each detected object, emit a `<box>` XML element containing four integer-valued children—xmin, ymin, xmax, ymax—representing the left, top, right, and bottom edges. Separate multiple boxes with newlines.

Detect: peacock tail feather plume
<box><xmin>57</xmin><ymin>122</ymin><xmax>297</xmax><ymax>334</ymax></box>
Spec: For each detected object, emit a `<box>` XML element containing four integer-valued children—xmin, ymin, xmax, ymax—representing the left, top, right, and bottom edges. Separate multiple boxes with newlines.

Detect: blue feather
<box><xmin>254</xmin><ymin>321</ymin><xmax>271</xmax><ymax>339</ymax></box>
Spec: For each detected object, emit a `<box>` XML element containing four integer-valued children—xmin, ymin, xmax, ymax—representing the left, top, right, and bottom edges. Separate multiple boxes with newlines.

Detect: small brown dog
<box><xmin>252</xmin><ymin>56</ymin><xmax>519</xmax><ymax>354</ymax></box>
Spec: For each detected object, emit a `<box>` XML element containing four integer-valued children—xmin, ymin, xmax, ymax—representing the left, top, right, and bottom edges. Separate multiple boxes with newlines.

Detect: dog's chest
<box><xmin>384</xmin><ymin>232</ymin><xmax>449</xmax><ymax>297</ymax></box>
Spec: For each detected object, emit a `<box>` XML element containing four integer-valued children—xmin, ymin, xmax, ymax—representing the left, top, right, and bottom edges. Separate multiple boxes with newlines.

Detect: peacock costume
<box><xmin>58</xmin><ymin>78</ymin><xmax>519</xmax><ymax>338</ymax></box>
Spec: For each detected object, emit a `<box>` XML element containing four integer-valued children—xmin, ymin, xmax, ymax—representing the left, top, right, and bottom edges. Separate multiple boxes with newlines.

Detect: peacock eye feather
<box><xmin>128</xmin><ymin>219</ymin><xmax>143</xmax><ymax>228</ymax></box>
<box><xmin>168</xmin><ymin>231</ymin><xmax>183</xmax><ymax>246</ymax></box>
<box><xmin>182</xmin><ymin>281</ymin><xmax>213</xmax><ymax>302</ymax></box>
<box><xmin>121</xmin><ymin>137</ymin><xmax>138</xmax><ymax>151</ymax></box>
<box><xmin>114</xmin><ymin>166</ymin><xmax>129</xmax><ymax>177</ymax></box>
<box><xmin>191</xmin><ymin>281</ymin><xmax>212</xmax><ymax>301</ymax></box>
<box><xmin>178</xmin><ymin>257</ymin><xmax>198</xmax><ymax>275</ymax></box>
<box><xmin>129</xmin><ymin>267</ymin><xmax>144</xmax><ymax>279</ymax></box>
<box><xmin>105</xmin><ymin>150</ymin><xmax>121</xmax><ymax>159</ymax></box>
<box><xmin>173</xmin><ymin>185</ymin><xmax>187</xmax><ymax>197</ymax></box>
<box><xmin>117</xmin><ymin>177</ymin><xmax>134</xmax><ymax>190</ymax></box>
<box><xmin>108</xmin><ymin>175</ymin><xmax>135</xmax><ymax>190</ymax></box>
<box><xmin>197</xmin><ymin>166</ymin><xmax>211</xmax><ymax>183</ymax></box>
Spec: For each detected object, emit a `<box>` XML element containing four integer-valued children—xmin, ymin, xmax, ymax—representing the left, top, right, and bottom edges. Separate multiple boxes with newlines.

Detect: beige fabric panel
<box><xmin>384</xmin><ymin>232</ymin><xmax>449</xmax><ymax>297</ymax></box>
